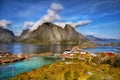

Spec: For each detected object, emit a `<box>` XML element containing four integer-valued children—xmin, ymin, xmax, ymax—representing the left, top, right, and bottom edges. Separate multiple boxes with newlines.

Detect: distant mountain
<box><xmin>21</xmin><ymin>28</ymin><xmax>30</xmax><ymax>36</ymax></box>
<box><xmin>0</xmin><ymin>27</ymin><xmax>15</xmax><ymax>43</ymax></box>
<box><xmin>86</xmin><ymin>35</ymin><xmax>120</xmax><ymax>44</ymax></box>
<box><xmin>86</xmin><ymin>35</ymin><xmax>103</xmax><ymax>41</ymax></box>
<box><xmin>19</xmin><ymin>22</ymin><xmax>95</xmax><ymax>48</ymax></box>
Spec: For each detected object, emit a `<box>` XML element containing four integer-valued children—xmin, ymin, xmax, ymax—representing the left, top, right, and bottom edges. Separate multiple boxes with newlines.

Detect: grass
<box><xmin>12</xmin><ymin>58</ymin><xmax>120</xmax><ymax>80</ymax></box>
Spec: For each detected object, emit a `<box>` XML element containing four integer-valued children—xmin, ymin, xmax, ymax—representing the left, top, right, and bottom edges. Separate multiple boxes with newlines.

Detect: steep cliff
<box><xmin>0</xmin><ymin>28</ymin><xmax>15</xmax><ymax>43</ymax></box>
<box><xmin>20</xmin><ymin>22</ymin><xmax>95</xmax><ymax>47</ymax></box>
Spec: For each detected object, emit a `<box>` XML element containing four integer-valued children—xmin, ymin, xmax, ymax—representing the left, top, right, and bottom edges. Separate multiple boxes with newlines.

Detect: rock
<box><xmin>19</xmin><ymin>22</ymin><xmax>95</xmax><ymax>47</ymax></box>
<box><xmin>21</xmin><ymin>28</ymin><xmax>30</xmax><ymax>36</ymax></box>
<box><xmin>0</xmin><ymin>27</ymin><xmax>15</xmax><ymax>43</ymax></box>
<box><xmin>0</xmin><ymin>52</ymin><xmax>29</xmax><ymax>64</ymax></box>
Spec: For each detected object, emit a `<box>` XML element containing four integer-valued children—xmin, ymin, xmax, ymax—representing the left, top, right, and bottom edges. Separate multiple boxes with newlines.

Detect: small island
<box><xmin>0</xmin><ymin>52</ymin><xmax>29</xmax><ymax>64</ymax></box>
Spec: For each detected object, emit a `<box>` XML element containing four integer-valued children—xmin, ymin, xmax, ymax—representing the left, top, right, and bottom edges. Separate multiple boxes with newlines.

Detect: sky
<box><xmin>0</xmin><ymin>0</ymin><xmax>120</xmax><ymax>39</ymax></box>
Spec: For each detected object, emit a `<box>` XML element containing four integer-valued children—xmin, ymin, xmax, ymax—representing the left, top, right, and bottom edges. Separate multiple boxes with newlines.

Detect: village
<box><xmin>0</xmin><ymin>46</ymin><xmax>120</xmax><ymax>67</ymax></box>
<box><xmin>53</xmin><ymin>46</ymin><xmax>119</xmax><ymax>67</ymax></box>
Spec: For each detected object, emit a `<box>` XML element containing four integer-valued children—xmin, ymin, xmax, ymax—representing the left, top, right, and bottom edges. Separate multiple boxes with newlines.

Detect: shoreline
<box><xmin>1</xmin><ymin>50</ymin><xmax>120</xmax><ymax>65</ymax></box>
<box><xmin>0</xmin><ymin>52</ymin><xmax>53</xmax><ymax>65</ymax></box>
<box><xmin>12</xmin><ymin>53</ymin><xmax>120</xmax><ymax>80</ymax></box>
<box><xmin>28</xmin><ymin>52</ymin><xmax>53</xmax><ymax>57</ymax></box>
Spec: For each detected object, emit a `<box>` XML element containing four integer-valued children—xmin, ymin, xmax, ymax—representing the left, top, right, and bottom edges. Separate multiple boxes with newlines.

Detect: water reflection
<box><xmin>0</xmin><ymin>43</ymin><xmax>74</xmax><ymax>54</ymax></box>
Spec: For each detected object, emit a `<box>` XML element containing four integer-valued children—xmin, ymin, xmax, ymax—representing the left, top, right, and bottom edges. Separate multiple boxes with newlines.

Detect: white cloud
<box><xmin>50</xmin><ymin>3</ymin><xmax>63</xmax><ymax>11</ymax></box>
<box><xmin>30</xmin><ymin>3</ymin><xmax>91</xmax><ymax>31</ymax></box>
<box><xmin>89</xmin><ymin>32</ymin><xmax>97</xmax><ymax>35</ymax></box>
<box><xmin>23</xmin><ymin>21</ymin><xmax>35</xmax><ymax>30</ymax></box>
<box><xmin>54</xmin><ymin>20</ymin><xmax>92</xmax><ymax>28</ymax></box>
<box><xmin>30</xmin><ymin>3</ymin><xmax>63</xmax><ymax>31</ymax></box>
<box><xmin>0</xmin><ymin>20</ymin><xmax>12</xmax><ymax>29</ymax></box>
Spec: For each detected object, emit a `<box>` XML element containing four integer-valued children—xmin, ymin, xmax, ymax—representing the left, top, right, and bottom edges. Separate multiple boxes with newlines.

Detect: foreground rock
<box><xmin>0</xmin><ymin>28</ymin><xmax>15</xmax><ymax>43</ymax></box>
<box><xmin>19</xmin><ymin>22</ymin><xmax>95</xmax><ymax>48</ymax></box>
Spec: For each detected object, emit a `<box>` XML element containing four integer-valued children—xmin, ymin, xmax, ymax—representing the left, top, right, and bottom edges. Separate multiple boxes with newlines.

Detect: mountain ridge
<box><xmin>19</xmin><ymin>22</ymin><xmax>95</xmax><ymax>48</ymax></box>
<box><xmin>86</xmin><ymin>35</ymin><xmax>120</xmax><ymax>44</ymax></box>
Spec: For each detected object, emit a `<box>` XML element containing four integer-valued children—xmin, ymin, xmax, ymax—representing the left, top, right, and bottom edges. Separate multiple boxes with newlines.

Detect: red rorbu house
<box><xmin>105</xmin><ymin>52</ymin><xmax>115</xmax><ymax>57</ymax></box>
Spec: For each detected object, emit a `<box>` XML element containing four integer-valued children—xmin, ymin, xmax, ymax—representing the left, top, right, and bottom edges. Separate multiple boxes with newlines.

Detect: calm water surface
<box><xmin>84</xmin><ymin>46</ymin><xmax>120</xmax><ymax>53</ymax></box>
<box><xmin>0</xmin><ymin>43</ymin><xmax>74</xmax><ymax>54</ymax></box>
<box><xmin>0</xmin><ymin>43</ymin><xmax>120</xmax><ymax>54</ymax></box>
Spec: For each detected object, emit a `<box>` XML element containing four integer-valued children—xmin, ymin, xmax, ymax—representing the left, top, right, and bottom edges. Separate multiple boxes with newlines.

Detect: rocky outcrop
<box><xmin>20</xmin><ymin>22</ymin><xmax>95</xmax><ymax>47</ymax></box>
<box><xmin>0</xmin><ymin>28</ymin><xmax>15</xmax><ymax>43</ymax></box>
<box><xmin>0</xmin><ymin>52</ymin><xmax>29</xmax><ymax>64</ymax></box>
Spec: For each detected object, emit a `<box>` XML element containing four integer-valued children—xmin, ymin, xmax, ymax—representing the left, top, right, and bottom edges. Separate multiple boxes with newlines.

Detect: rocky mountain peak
<box><xmin>21</xmin><ymin>28</ymin><xmax>30</xmax><ymax>36</ymax></box>
<box><xmin>64</xmin><ymin>24</ymin><xmax>75</xmax><ymax>31</ymax></box>
<box><xmin>19</xmin><ymin>22</ymin><xmax>95</xmax><ymax>48</ymax></box>
<box><xmin>42</xmin><ymin>22</ymin><xmax>54</xmax><ymax>26</ymax></box>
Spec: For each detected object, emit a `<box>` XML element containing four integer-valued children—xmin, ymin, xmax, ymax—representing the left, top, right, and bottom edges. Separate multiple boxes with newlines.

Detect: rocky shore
<box><xmin>0</xmin><ymin>52</ymin><xmax>29</xmax><ymax>64</ymax></box>
<box><xmin>0</xmin><ymin>52</ymin><xmax>54</xmax><ymax>65</ymax></box>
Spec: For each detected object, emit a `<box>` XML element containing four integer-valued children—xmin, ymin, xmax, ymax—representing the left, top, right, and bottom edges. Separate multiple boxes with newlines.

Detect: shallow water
<box><xmin>0</xmin><ymin>56</ymin><xmax>58</xmax><ymax>80</ymax></box>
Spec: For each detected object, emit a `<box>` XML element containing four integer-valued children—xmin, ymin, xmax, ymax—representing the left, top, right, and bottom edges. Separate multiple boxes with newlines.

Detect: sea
<box><xmin>0</xmin><ymin>40</ymin><xmax>120</xmax><ymax>80</ymax></box>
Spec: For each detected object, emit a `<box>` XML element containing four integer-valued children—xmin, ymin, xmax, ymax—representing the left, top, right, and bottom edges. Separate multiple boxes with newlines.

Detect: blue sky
<box><xmin>0</xmin><ymin>0</ymin><xmax>120</xmax><ymax>39</ymax></box>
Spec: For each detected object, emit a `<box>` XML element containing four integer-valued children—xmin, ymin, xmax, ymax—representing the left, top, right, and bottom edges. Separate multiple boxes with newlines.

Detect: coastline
<box><xmin>12</xmin><ymin>55</ymin><xmax>120</xmax><ymax>80</ymax></box>
<box><xmin>11</xmin><ymin>50</ymin><xmax>120</xmax><ymax>80</ymax></box>
<box><xmin>28</xmin><ymin>52</ymin><xmax>53</xmax><ymax>57</ymax></box>
<box><xmin>0</xmin><ymin>52</ymin><xmax>52</xmax><ymax>65</ymax></box>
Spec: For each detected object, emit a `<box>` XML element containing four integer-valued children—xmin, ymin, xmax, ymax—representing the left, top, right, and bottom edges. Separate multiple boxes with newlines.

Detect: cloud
<box><xmin>54</xmin><ymin>20</ymin><xmax>92</xmax><ymax>28</ymax></box>
<box><xmin>89</xmin><ymin>32</ymin><xmax>97</xmax><ymax>35</ymax></box>
<box><xmin>30</xmin><ymin>3</ymin><xmax>63</xmax><ymax>31</ymax></box>
<box><xmin>0</xmin><ymin>20</ymin><xmax>12</xmax><ymax>29</ymax></box>
<box><xmin>23</xmin><ymin>21</ymin><xmax>35</xmax><ymax>30</ymax></box>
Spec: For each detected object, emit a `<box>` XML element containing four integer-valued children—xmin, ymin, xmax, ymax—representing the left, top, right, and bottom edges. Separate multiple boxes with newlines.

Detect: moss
<box><xmin>73</xmin><ymin>71</ymin><xmax>79</xmax><ymax>79</ymax></box>
<box><xmin>12</xmin><ymin>59</ymin><xmax>120</xmax><ymax>80</ymax></box>
<box><xmin>64</xmin><ymin>70</ymin><xmax>71</xmax><ymax>80</ymax></box>
<box><xmin>87</xmin><ymin>73</ymin><xmax>102</xmax><ymax>80</ymax></box>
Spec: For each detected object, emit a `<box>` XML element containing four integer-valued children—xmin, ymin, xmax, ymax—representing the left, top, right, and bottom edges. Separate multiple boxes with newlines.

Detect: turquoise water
<box><xmin>0</xmin><ymin>56</ymin><xmax>57</xmax><ymax>80</ymax></box>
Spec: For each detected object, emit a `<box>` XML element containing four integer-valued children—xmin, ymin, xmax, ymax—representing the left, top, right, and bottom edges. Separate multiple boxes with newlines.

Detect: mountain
<box><xmin>19</xmin><ymin>22</ymin><xmax>95</xmax><ymax>48</ymax></box>
<box><xmin>21</xmin><ymin>28</ymin><xmax>30</xmax><ymax>36</ymax></box>
<box><xmin>0</xmin><ymin>27</ymin><xmax>15</xmax><ymax>43</ymax></box>
<box><xmin>86</xmin><ymin>35</ymin><xmax>120</xmax><ymax>44</ymax></box>
<box><xmin>86</xmin><ymin>35</ymin><xmax>103</xmax><ymax>41</ymax></box>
